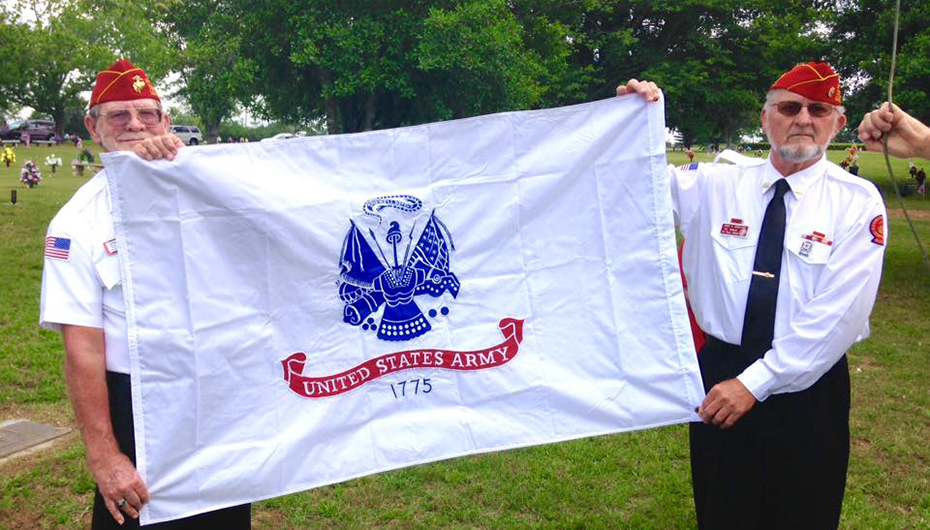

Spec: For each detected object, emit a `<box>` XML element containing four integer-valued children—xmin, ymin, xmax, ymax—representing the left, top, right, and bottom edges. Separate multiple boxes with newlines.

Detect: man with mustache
<box><xmin>40</xmin><ymin>59</ymin><xmax>250</xmax><ymax>529</ymax></box>
<box><xmin>619</xmin><ymin>63</ymin><xmax>886</xmax><ymax>529</ymax></box>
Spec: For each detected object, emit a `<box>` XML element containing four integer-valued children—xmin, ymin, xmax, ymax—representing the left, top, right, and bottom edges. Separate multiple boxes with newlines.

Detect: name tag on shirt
<box><xmin>720</xmin><ymin>218</ymin><xmax>749</xmax><ymax>238</ymax></box>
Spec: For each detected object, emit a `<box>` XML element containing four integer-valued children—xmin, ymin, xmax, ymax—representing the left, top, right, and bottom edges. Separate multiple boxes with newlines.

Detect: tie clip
<box><xmin>752</xmin><ymin>271</ymin><xmax>775</xmax><ymax>278</ymax></box>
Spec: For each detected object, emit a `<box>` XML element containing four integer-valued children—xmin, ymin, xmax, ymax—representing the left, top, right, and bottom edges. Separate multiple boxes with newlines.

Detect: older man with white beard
<box><xmin>40</xmin><ymin>59</ymin><xmax>251</xmax><ymax>529</ymax></box>
<box><xmin>618</xmin><ymin>63</ymin><xmax>886</xmax><ymax>530</ymax></box>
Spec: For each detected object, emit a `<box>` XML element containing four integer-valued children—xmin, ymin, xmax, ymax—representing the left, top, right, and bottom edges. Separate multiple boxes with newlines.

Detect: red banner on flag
<box><xmin>282</xmin><ymin>318</ymin><xmax>524</xmax><ymax>399</ymax></box>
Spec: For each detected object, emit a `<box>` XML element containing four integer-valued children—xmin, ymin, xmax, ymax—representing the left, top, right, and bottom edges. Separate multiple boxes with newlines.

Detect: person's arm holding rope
<box><xmin>858</xmin><ymin>103</ymin><xmax>930</xmax><ymax>160</ymax></box>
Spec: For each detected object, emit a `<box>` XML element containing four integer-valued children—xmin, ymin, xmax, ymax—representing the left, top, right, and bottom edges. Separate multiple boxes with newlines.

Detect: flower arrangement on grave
<box><xmin>20</xmin><ymin>160</ymin><xmax>42</xmax><ymax>188</ymax></box>
<box><xmin>1</xmin><ymin>145</ymin><xmax>15</xmax><ymax>167</ymax></box>
<box><xmin>78</xmin><ymin>149</ymin><xmax>94</xmax><ymax>163</ymax></box>
<box><xmin>45</xmin><ymin>154</ymin><xmax>62</xmax><ymax>173</ymax></box>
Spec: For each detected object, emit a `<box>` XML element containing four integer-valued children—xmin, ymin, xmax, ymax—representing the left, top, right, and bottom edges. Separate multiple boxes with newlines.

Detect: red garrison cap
<box><xmin>770</xmin><ymin>62</ymin><xmax>841</xmax><ymax>106</ymax></box>
<box><xmin>89</xmin><ymin>59</ymin><xmax>160</xmax><ymax>109</ymax></box>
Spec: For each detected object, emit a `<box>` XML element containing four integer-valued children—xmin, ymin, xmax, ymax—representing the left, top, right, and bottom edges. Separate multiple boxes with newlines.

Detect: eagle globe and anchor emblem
<box><xmin>337</xmin><ymin>195</ymin><xmax>460</xmax><ymax>341</ymax></box>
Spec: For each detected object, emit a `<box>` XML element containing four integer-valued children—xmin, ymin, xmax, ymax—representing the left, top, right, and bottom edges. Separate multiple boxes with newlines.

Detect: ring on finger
<box><xmin>117</xmin><ymin>498</ymin><xmax>126</xmax><ymax>510</ymax></box>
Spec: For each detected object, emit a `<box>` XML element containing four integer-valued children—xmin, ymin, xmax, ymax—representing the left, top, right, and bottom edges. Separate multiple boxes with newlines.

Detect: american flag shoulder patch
<box><xmin>679</xmin><ymin>162</ymin><xmax>699</xmax><ymax>171</ymax></box>
<box><xmin>45</xmin><ymin>236</ymin><xmax>71</xmax><ymax>260</ymax></box>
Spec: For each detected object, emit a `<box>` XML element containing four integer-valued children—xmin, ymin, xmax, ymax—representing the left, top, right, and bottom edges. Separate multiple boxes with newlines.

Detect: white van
<box><xmin>169</xmin><ymin>125</ymin><xmax>204</xmax><ymax>145</ymax></box>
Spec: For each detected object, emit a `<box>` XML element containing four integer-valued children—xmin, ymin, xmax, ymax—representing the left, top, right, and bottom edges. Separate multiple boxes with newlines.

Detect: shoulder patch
<box><xmin>45</xmin><ymin>236</ymin><xmax>71</xmax><ymax>260</ymax></box>
<box><xmin>679</xmin><ymin>163</ymin><xmax>699</xmax><ymax>171</ymax></box>
<box><xmin>869</xmin><ymin>215</ymin><xmax>884</xmax><ymax>246</ymax></box>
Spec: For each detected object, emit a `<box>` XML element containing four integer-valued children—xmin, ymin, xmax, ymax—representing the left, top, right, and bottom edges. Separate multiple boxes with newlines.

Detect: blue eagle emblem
<box><xmin>337</xmin><ymin>195</ymin><xmax>460</xmax><ymax>341</ymax></box>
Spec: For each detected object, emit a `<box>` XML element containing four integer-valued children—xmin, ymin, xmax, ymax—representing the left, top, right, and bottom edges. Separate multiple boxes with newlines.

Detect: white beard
<box><xmin>772</xmin><ymin>141</ymin><xmax>827</xmax><ymax>163</ymax></box>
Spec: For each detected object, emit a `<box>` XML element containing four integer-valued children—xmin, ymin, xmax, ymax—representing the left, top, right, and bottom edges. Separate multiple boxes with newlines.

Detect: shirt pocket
<box><xmin>786</xmin><ymin>233</ymin><xmax>832</xmax><ymax>265</ymax></box>
<box><xmin>710</xmin><ymin>228</ymin><xmax>758</xmax><ymax>284</ymax></box>
<box><xmin>94</xmin><ymin>253</ymin><xmax>121</xmax><ymax>290</ymax></box>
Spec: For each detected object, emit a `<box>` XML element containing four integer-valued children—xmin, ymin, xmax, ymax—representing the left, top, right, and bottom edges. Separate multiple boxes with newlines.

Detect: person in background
<box><xmin>917</xmin><ymin>166</ymin><xmax>926</xmax><ymax>198</ymax></box>
<box><xmin>846</xmin><ymin>145</ymin><xmax>860</xmax><ymax>175</ymax></box>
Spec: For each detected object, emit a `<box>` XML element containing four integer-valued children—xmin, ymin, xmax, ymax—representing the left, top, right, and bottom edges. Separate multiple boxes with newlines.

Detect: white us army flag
<box><xmin>104</xmin><ymin>95</ymin><xmax>703</xmax><ymax>524</ymax></box>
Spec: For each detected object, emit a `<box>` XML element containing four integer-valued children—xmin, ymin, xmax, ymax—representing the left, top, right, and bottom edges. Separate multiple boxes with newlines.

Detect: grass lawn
<box><xmin>0</xmin><ymin>144</ymin><xmax>928</xmax><ymax>529</ymax></box>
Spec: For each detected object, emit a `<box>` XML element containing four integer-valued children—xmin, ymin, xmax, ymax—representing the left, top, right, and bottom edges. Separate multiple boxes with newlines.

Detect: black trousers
<box><xmin>690</xmin><ymin>337</ymin><xmax>850</xmax><ymax>530</ymax></box>
<box><xmin>92</xmin><ymin>372</ymin><xmax>251</xmax><ymax>529</ymax></box>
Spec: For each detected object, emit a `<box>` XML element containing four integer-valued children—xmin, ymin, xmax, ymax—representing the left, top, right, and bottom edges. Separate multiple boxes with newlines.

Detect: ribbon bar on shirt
<box><xmin>282</xmin><ymin>318</ymin><xmax>525</xmax><ymax>399</ymax></box>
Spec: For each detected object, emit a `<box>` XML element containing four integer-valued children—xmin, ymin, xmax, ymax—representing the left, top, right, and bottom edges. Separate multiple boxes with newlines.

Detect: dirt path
<box><xmin>887</xmin><ymin>208</ymin><xmax>930</xmax><ymax>219</ymax></box>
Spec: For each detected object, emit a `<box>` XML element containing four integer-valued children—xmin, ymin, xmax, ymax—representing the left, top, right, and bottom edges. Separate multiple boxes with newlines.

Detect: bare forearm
<box><xmin>62</xmin><ymin>325</ymin><xmax>121</xmax><ymax>463</ymax></box>
<box><xmin>62</xmin><ymin>324</ymin><xmax>149</xmax><ymax>522</ymax></box>
<box><xmin>919</xmin><ymin>129</ymin><xmax>930</xmax><ymax>160</ymax></box>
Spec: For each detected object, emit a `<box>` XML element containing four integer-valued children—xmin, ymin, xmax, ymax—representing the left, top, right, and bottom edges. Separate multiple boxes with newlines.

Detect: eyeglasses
<box><xmin>770</xmin><ymin>101</ymin><xmax>835</xmax><ymax>118</ymax></box>
<box><xmin>99</xmin><ymin>108</ymin><xmax>163</xmax><ymax>127</ymax></box>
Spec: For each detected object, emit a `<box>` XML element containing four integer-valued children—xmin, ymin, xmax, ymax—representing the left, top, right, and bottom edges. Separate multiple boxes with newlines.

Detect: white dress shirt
<box><xmin>40</xmin><ymin>170</ymin><xmax>131</xmax><ymax>374</ymax></box>
<box><xmin>671</xmin><ymin>154</ymin><xmax>886</xmax><ymax>401</ymax></box>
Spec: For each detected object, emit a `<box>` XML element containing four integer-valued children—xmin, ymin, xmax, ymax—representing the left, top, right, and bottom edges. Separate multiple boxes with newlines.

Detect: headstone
<box><xmin>0</xmin><ymin>419</ymin><xmax>70</xmax><ymax>459</ymax></box>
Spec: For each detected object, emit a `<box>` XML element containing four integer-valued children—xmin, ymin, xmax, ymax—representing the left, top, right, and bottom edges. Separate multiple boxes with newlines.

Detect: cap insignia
<box><xmin>132</xmin><ymin>75</ymin><xmax>145</xmax><ymax>93</ymax></box>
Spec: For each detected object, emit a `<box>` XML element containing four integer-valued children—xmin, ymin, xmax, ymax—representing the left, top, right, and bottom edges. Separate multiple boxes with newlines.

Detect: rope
<box><xmin>883</xmin><ymin>0</ymin><xmax>930</xmax><ymax>272</ymax></box>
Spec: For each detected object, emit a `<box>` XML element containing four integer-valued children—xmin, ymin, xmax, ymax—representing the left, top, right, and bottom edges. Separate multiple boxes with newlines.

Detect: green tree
<box><xmin>3</xmin><ymin>0</ymin><xmax>171</xmax><ymax>136</ymax></box>
<box><xmin>0</xmin><ymin>10</ymin><xmax>27</xmax><ymax>116</ymax></box>
<box><xmin>551</xmin><ymin>0</ymin><xmax>830</xmax><ymax>146</ymax></box>
<box><xmin>415</xmin><ymin>0</ymin><xmax>548</xmax><ymax>120</ymax></box>
<box><xmin>830</xmin><ymin>0</ymin><xmax>930</xmax><ymax>127</ymax></box>
<box><xmin>9</xmin><ymin>7</ymin><xmax>106</xmax><ymax>136</ymax></box>
<box><xmin>77</xmin><ymin>0</ymin><xmax>174</xmax><ymax>79</ymax></box>
<box><xmin>231</xmin><ymin>0</ymin><xmax>575</xmax><ymax>134</ymax></box>
<box><xmin>162</xmin><ymin>0</ymin><xmax>255</xmax><ymax>143</ymax></box>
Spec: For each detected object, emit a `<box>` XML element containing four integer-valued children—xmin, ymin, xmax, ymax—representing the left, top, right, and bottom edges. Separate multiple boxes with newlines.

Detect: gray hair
<box><xmin>764</xmin><ymin>89</ymin><xmax>845</xmax><ymax>115</ymax></box>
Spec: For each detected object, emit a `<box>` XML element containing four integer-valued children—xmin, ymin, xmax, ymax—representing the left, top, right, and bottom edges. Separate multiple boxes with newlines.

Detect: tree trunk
<box><xmin>361</xmin><ymin>92</ymin><xmax>375</xmax><ymax>132</ymax></box>
<box><xmin>53</xmin><ymin>106</ymin><xmax>66</xmax><ymax>138</ymax></box>
<box><xmin>319</xmin><ymin>69</ymin><xmax>340</xmax><ymax>135</ymax></box>
<box><xmin>207</xmin><ymin>122</ymin><xmax>221</xmax><ymax>144</ymax></box>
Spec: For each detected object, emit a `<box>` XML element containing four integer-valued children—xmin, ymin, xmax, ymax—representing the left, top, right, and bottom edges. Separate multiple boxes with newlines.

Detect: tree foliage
<box><xmin>5</xmin><ymin>5</ymin><xmax>105</xmax><ymax>135</ymax></box>
<box><xmin>228</xmin><ymin>0</ymin><xmax>577</xmax><ymax>134</ymax></box>
<box><xmin>0</xmin><ymin>0</ymin><xmax>171</xmax><ymax>134</ymax></box>
<box><xmin>547</xmin><ymin>0</ymin><xmax>831</xmax><ymax>146</ymax></box>
<box><xmin>830</xmin><ymin>0</ymin><xmax>929</xmax><ymax>126</ymax></box>
<box><xmin>0</xmin><ymin>9</ymin><xmax>25</xmax><ymax>116</ymax></box>
<box><xmin>0</xmin><ymin>0</ymin><xmax>924</xmax><ymax>146</ymax></box>
<box><xmin>217</xmin><ymin>0</ymin><xmax>843</xmax><ymax>141</ymax></box>
<box><xmin>161</xmin><ymin>0</ymin><xmax>255</xmax><ymax>142</ymax></box>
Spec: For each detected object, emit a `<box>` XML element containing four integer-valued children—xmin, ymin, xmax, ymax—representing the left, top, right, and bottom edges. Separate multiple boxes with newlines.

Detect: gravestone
<box><xmin>0</xmin><ymin>419</ymin><xmax>70</xmax><ymax>459</ymax></box>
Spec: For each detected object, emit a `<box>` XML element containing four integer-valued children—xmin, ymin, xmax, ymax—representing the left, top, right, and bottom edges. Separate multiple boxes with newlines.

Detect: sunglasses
<box><xmin>771</xmin><ymin>101</ymin><xmax>835</xmax><ymax>118</ymax></box>
<box><xmin>99</xmin><ymin>108</ymin><xmax>163</xmax><ymax>127</ymax></box>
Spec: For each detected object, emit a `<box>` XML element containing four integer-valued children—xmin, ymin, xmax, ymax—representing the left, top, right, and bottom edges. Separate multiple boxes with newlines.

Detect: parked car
<box><xmin>1</xmin><ymin>120</ymin><xmax>56</xmax><ymax>142</ymax></box>
<box><xmin>169</xmin><ymin>125</ymin><xmax>203</xmax><ymax>145</ymax></box>
<box><xmin>260</xmin><ymin>133</ymin><xmax>300</xmax><ymax>142</ymax></box>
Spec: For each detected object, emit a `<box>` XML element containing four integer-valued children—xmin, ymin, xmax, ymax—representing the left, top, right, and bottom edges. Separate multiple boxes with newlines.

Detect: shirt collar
<box><xmin>761</xmin><ymin>154</ymin><xmax>827</xmax><ymax>197</ymax></box>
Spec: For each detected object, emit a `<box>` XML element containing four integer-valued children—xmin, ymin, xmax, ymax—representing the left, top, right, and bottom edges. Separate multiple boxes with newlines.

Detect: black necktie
<box><xmin>741</xmin><ymin>178</ymin><xmax>790</xmax><ymax>356</ymax></box>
